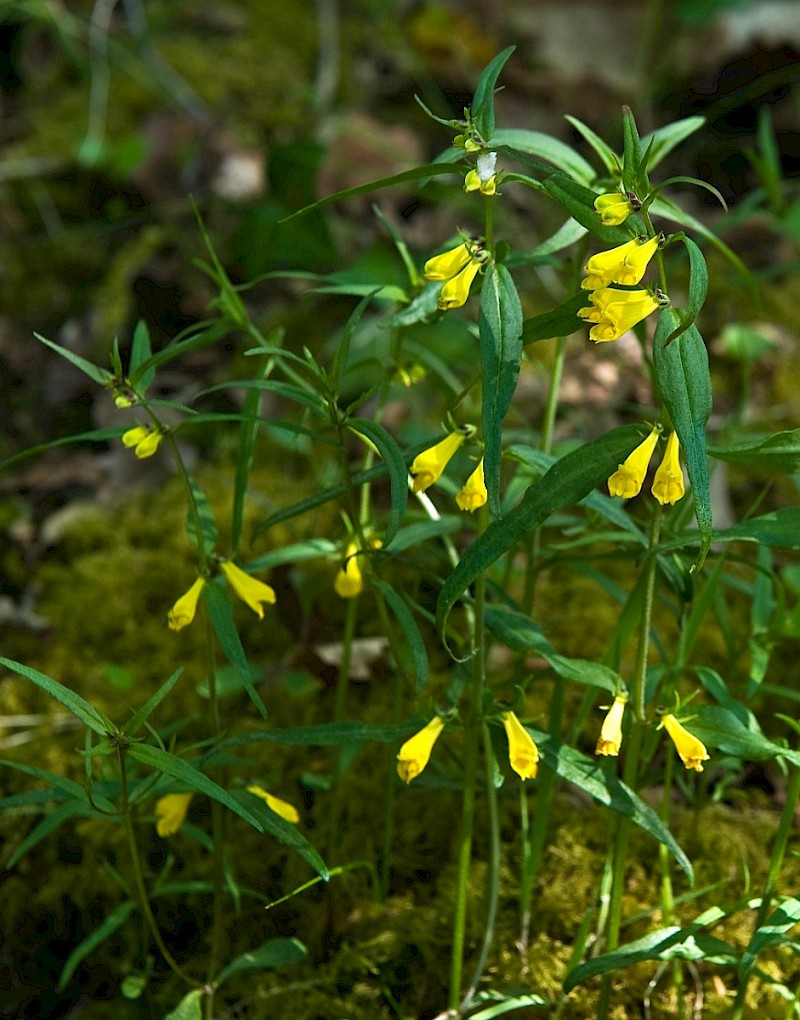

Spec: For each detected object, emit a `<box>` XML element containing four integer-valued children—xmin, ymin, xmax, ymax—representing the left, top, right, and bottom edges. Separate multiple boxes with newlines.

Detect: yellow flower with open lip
<box><xmin>423</xmin><ymin>241</ymin><xmax>484</xmax><ymax>310</ymax></box>
<box><xmin>168</xmin><ymin>577</ymin><xmax>206</xmax><ymax>631</ymax></box>
<box><xmin>662</xmin><ymin>714</ymin><xmax>710</xmax><ymax>772</ymax></box>
<box><xmin>155</xmin><ymin>792</ymin><xmax>193</xmax><ymax>837</ymax></box>
<box><xmin>220</xmin><ymin>561</ymin><xmax>276</xmax><ymax>618</ymax></box>
<box><xmin>651</xmin><ymin>431</ymin><xmax>685</xmax><ymax>506</ymax></box>
<box><xmin>581</xmin><ymin>236</ymin><xmax>659</xmax><ymax>291</ymax></box>
<box><xmin>595</xmin><ymin>695</ymin><xmax>627</xmax><ymax>756</ymax></box>
<box><xmin>608</xmin><ymin>426</ymin><xmax>661</xmax><ymax>499</ymax></box>
<box><xmin>501</xmin><ymin>711</ymin><xmax>539</xmax><ymax>780</ymax></box>
<box><xmin>410</xmin><ymin>431</ymin><xmax>466</xmax><ymax>493</ymax></box>
<box><xmin>455</xmin><ymin>459</ymin><xmax>487</xmax><ymax>512</ymax></box>
<box><xmin>594</xmin><ymin>192</ymin><xmax>635</xmax><ymax>226</ymax></box>
<box><xmin>334</xmin><ymin>541</ymin><xmax>363</xmax><ymax>599</ymax></box>
<box><xmin>578</xmin><ymin>287</ymin><xmax>661</xmax><ymax>343</ymax></box>
<box><xmin>423</xmin><ymin>243</ymin><xmax>472</xmax><ymax>280</ymax></box>
<box><xmin>122</xmin><ymin>424</ymin><xmax>163</xmax><ymax>459</ymax></box>
<box><xmin>246</xmin><ymin>784</ymin><xmax>300</xmax><ymax>824</ymax></box>
<box><xmin>397</xmin><ymin>716</ymin><xmax>445</xmax><ymax>783</ymax></box>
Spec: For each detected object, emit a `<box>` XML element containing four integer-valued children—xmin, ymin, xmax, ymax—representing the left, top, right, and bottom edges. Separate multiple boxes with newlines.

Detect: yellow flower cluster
<box><xmin>578</xmin><ymin>236</ymin><xmax>661</xmax><ymax>343</ymax></box>
<box><xmin>593</xmin><ymin>697</ymin><xmax>710</xmax><ymax>772</ymax></box>
<box><xmin>122</xmin><ymin>424</ymin><xmax>163</xmax><ymax>458</ymax></box>
<box><xmin>608</xmin><ymin>426</ymin><xmax>685</xmax><ymax>505</ymax></box>
<box><xmin>410</xmin><ymin>434</ymin><xmax>487</xmax><ymax>512</ymax></box>
<box><xmin>423</xmin><ymin>242</ymin><xmax>486</xmax><ymax>310</ymax></box>
<box><xmin>167</xmin><ymin>561</ymin><xmax>277</xmax><ymax>632</ymax></box>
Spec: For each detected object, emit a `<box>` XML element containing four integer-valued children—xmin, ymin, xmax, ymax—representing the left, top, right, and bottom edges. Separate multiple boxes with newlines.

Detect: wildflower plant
<box><xmin>4</xmin><ymin>44</ymin><xmax>800</xmax><ymax>1020</ymax></box>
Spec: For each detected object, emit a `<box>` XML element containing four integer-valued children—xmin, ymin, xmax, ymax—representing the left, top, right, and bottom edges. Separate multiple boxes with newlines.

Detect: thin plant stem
<box><xmin>327</xmin><ymin>596</ymin><xmax>359</xmax><ymax>858</ymax></box>
<box><xmin>658</xmin><ymin>737</ymin><xmax>685</xmax><ymax>1019</ymax></box>
<box><xmin>733</xmin><ymin>763</ymin><xmax>800</xmax><ymax>1019</ymax></box>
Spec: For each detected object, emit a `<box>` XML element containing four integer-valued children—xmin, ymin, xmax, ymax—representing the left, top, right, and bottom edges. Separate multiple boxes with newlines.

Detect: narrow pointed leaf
<box><xmin>373</xmin><ymin>579</ymin><xmax>429</xmax><ymax>692</ymax></box>
<box><xmin>164</xmin><ymin>990</ymin><xmax>204</xmax><ymax>1020</ymax></box>
<box><xmin>8</xmin><ymin>800</ymin><xmax>95</xmax><ymax>869</ymax></box>
<box><xmin>0</xmin><ymin>759</ymin><xmax>114</xmax><ymax>812</ymax></box>
<box><xmin>0</xmin><ymin>657</ymin><xmax>111</xmax><ymax>735</ymax></box>
<box><xmin>130</xmin><ymin>320</ymin><xmax>155</xmax><ymax>392</ymax></box>
<box><xmin>489</xmin><ymin>128</ymin><xmax>594</xmax><ymax>182</ymax></box>
<box><xmin>126</xmin><ymin>669</ymin><xmax>183</xmax><ymax>737</ymax></box>
<box><xmin>521</xmin><ymin>291</ymin><xmax>587</xmax><ymax>344</ymax></box>
<box><xmin>347</xmin><ymin>418</ymin><xmax>408</xmax><ymax>546</ymax></box>
<box><xmin>217</xmin><ymin>720</ymin><xmax>421</xmax><ymax>751</ymax></box>
<box><xmin>642</xmin><ymin>116</ymin><xmax>706</xmax><ymax>169</ymax></box>
<box><xmin>34</xmin><ymin>332</ymin><xmax>113</xmax><ymax>384</ymax></box>
<box><xmin>739</xmin><ymin>897</ymin><xmax>800</xmax><ymax>981</ymax></box>
<box><xmin>471</xmin><ymin>46</ymin><xmax>515</xmax><ymax>141</ymax></box>
<box><xmin>682</xmin><ymin>234</ymin><xmax>708</xmax><ymax>319</ymax></box>
<box><xmin>185</xmin><ymin>479</ymin><xmax>218</xmax><ymax>558</ymax></box>
<box><xmin>541</xmin><ymin>176</ymin><xmax>634</xmax><ymax>244</ymax></box>
<box><xmin>215</xmin><ymin>938</ymin><xmax>307</xmax><ymax>985</ymax></box>
<box><xmin>708</xmin><ymin>430</ymin><xmax>800</xmax><ymax>474</ymax></box>
<box><xmin>57</xmin><ymin>900</ymin><xmax>137</xmax><ymax>992</ymax></box>
<box><xmin>480</xmin><ymin>263</ymin><xmax>522</xmax><ymax>515</ymax></box>
<box><xmin>564</xmin><ymin>114</ymin><xmax>618</xmax><ymax>174</ymax></box>
<box><xmin>231</xmin><ymin>790</ymin><xmax>328</xmax><ymax>878</ymax></box>
<box><xmin>202</xmin><ymin>583</ymin><xmax>268</xmax><ymax>718</ymax></box>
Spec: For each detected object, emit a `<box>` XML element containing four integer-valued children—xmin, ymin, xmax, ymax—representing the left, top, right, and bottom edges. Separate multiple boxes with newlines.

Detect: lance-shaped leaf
<box><xmin>652</xmin><ymin>309</ymin><xmax>712</xmax><ymax>566</ymax></box>
<box><xmin>683</xmin><ymin>234</ymin><xmax>709</xmax><ymax>321</ymax></box>
<box><xmin>58</xmin><ymin>900</ymin><xmax>137</xmax><ymax>992</ymax></box>
<box><xmin>231</xmin><ymin>790</ymin><xmax>327</xmax><ymax>878</ymax></box>
<box><xmin>488</xmin><ymin>128</ymin><xmax>595</xmax><ymax>183</ymax></box>
<box><xmin>480</xmin><ymin>263</ymin><xmax>522</xmax><ymax>515</ymax></box>
<box><xmin>708</xmin><ymin>430</ymin><xmax>800</xmax><ymax>475</ymax></box>
<box><xmin>739</xmin><ymin>897</ymin><xmax>800</xmax><ymax>982</ymax></box>
<box><xmin>541</xmin><ymin>176</ymin><xmax>635</xmax><ymax>244</ymax></box>
<box><xmin>521</xmin><ymin>292</ymin><xmax>588</xmax><ymax>345</ymax></box>
<box><xmin>436</xmin><ymin>425</ymin><xmax>643</xmax><ymax>646</ymax></box>
<box><xmin>34</xmin><ymin>332</ymin><xmax>113</xmax><ymax>385</ymax></box>
<box><xmin>215</xmin><ymin>938</ymin><xmax>308</xmax><ymax>985</ymax></box>
<box><xmin>347</xmin><ymin>418</ymin><xmax>408</xmax><ymax>547</ymax></box>
<box><xmin>471</xmin><ymin>45</ymin><xmax>515</xmax><ymax>141</ymax></box>
<box><xmin>129</xmin><ymin>319</ymin><xmax>155</xmax><ymax>393</ymax></box>
<box><xmin>373</xmin><ymin>579</ymin><xmax>429</xmax><ymax>692</ymax></box>
<box><xmin>217</xmin><ymin>720</ymin><xmax>422</xmax><ymax>752</ymax></box>
<box><xmin>202</xmin><ymin>583</ymin><xmax>268</xmax><ymax>718</ymax></box>
<box><xmin>0</xmin><ymin>657</ymin><xmax>112</xmax><ymax>735</ymax></box>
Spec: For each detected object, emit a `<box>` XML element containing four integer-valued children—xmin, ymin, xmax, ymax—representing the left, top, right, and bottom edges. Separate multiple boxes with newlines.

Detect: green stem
<box><xmin>117</xmin><ymin>746</ymin><xmax>201</xmax><ymax>990</ymax></box>
<box><xmin>733</xmin><ymin>763</ymin><xmax>800</xmax><ymax>1019</ymax></box>
<box><xmin>659</xmin><ymin>740</ymin><xmax>685</xmax><ymax>1018</ymax></box>
<box><xmin>327</xmin><ymin>596</ymin><xmax>359</xmax><ymax>858</ymax></box>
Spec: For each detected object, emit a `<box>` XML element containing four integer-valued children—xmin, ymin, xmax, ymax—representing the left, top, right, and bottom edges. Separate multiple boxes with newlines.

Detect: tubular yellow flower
<box><xmin>155</xmin><ymin>792</ymin><xmax>192</xmax><ymax>837</ymax></box>
<box><xmin>334</xmin><ymin>542</ymin><xmax>363</xmax><ymax>599</ymax></box>
<box><xmin>246</xmin><ymin>784</ymin><xmax>300</xmax><ymax>824</ymax></box>
<box><xmin>662</xmin><ymin>714</ymin><xmax>710</xmax><ymax>772</ymax></box>
<box><xmin>608</xmin><ymin>426</ymin><xmax>660</xmax><ymax>499</ymax></box>
<box><xmin>423</xmin><ymin>243</ymin><xmax>472</xmax><ymax>281</ymax></box>
<box><xmin>594</xmin><ymin>192</ymin><xmax>635</xmax><ymax>226</ymax></box>
<box><xmin>582</xmin><ymin>236</ymin><xmax>659</xmax><ymax>290</ymax></box>
<box><xmin>502</xmin><ymin>711</ymin><xmax>539</xmax><ymax>780</ymax></box>
<box><xmin>455</xmin><ymin>458</ymin><xmax>487</xmax><ymax>512</ymax></box>
<box><xmin>438</xmin><ymin>258</ymin><xmax>483</xmax><ymax>310</ymax></box>
<box><xmin>220</xmin><ymin>561</ymin><xmax>277</xmax><ymax>618</ymax></box>
<box><xmin>595</xmin><ymin>695</ymin><xmax>627</xmax><ymax>756</ymax></box>
<box><xmin>464</xmin><ymin>168</ymin><xmax>497</xmax><ymax>195</ymax></box>
<box><xmin>579</xmin><ymin>288</ymin><xmax>661</xmax><ymax>343</ymax></box>
<box><xmin>167</xmin><ymin>577</ymin><xmax>206</xmax><ymax>631</ymax></box>
<box><xmin>651</xmin><ymin>431</ymin><xmax>685</xmax><ymax>506</ymax></box>
<box><xmin>397</xmin><ymin>716</ymin><xmax>445</xmax><ymax>783</ymax></box>
<box><xmin>410</xmin><ymin>431</ymin><xmax>466</xmax><ymax>493</ymax></box>
<box><xmin>122</xmin><ymin>425</ymin><xmax>163</xmax><ymax>459</ymax></box>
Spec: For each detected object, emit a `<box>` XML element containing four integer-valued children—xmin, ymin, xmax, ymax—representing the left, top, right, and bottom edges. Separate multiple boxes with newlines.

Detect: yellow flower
<box><xmin>455</xmin><ymin>458</ymin><xmax>487</xmax><ymax>512</ymax></box>
<box><xmin>220</xmin><ymin>561</ymin><xmax>277</xmax><ymax>618</ymax></box>
<box><xmin>579</xmin><ymin>287</ymin><xmax>661</xmax><ymax>343</ymax></box>
<box><xmin>167</xmin><ymin>577</ymin><xmax>206</xmax><ymax>631</ymax></box>
<box><xmin>595</xmin><ymin>695</ymin><xmax>627</xmax><ymax>756</ymax></box>
<box><xmin>155</xmin><ymin>792</ymin><xmax>192</xmax><ymax>837</ymax></box>
<box><xmin>651</xmin><ymin>431</ymin><xmax>685</xmax><ymax>506</ymax></box>
<box><xmin>122</xmin><ymin>425</ymin><xmax>163</xmax><ymax>459</ymax></box>
<box><xmin>334</xmin><ymin>542</ymin><xmax>363</xmax><ymax>599</ymax></box>
<box><xmin>438</xmin><ymin>258</ymin><xmax>483</xmax><ymax>310</ymax></box>
<box><xmin>246</xmin><ymin>784</ymin><xmax>300</xmax><ymax>824</ymax></box>
<box><xmin>397</xmin><ymin>716</ymin><xmax>445</xmax><ymax>783</ymax></box>
<box><xmin>423</xmin><ymin>243</ymin><xmax>473</xmax><ymax>281</ymax></box>
<box><xmin>582</xmin><ymin>236</ymin><xmax>659</xmax><ymax>291</ymax></box>
<box><xmin>662</xmin><ymin>714</ymin><xmax>709</xmax><ymax>772</ymax></box>
<box><xmin>410</xmin><ymin>431</ymin><xmax>466</xmax><ymax>493</ymax></box>
<box><xmin>501</xmin><ymin>711</ymin><xmax>539</xmax><ymax>780</ymax></box>
<box><xmin>594</xmin><ymin>192</ymin><xmax>635</xmax><ymax>226</ymax></box>
<box><xmin>608</xmin><ymin>426</ymin><xmax>660</xmax><ymax>499</ymax></box>
<box><xmin>464</xmin><ymin>152</ymin><xmax>498</xmax><ymax>195</ymax></box>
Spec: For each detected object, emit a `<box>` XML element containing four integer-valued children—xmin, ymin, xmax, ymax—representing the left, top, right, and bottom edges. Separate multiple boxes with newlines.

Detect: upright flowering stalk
<box><xmin>122</xmin><ymin>424</ymin><xmax>164</xmax><ymax>459</ymax></box>
<box><xmin>501</xmin><ymin>711</ymin><xmax>539</xmax><ymax>780</ymax></box>
<box><xmin>594</xmin><ymin>192</ymin><xmax>636</xmax><ymax>226</ymax></box>
<box><xmin>455</xmin><ymin>459</ymin><xmax>487</xmax><ymax>512</ymax></box>
<box><xmin>220</xmin><ymin>561</ymin><xmax>277</xmax><ymax>618</ymax></box>
<box><xmin>334</xmin><ymin>542</ymin><xmax>363</xmax><ymax>599</ymax></box>
<box><xmin>246</xmin><ymin>785</ymin><xmax>300</xmax><ymax>824</ymax></box>
<box><xmin>397</xmin><ymin>717</ymin><xmax>445</xmax><ymax>783</ymax></box>
<box><xmin>608</xmin><ymin>426</ymin><xmax>661</xmax><ymax>499</ymax></box>
<box><xmin>581</xmin><ymin>236</ymin><xmax>659</xmax><ymax>290</ymax></box>
<box><xmin>651</xmin><ymin>431</ymin><xmax>685</xmax><ymax>505</ymax></box>
<box><xmin>167</xmin><ymin>577</ymin><xmax>206</xmax><ymax>631</ymax></box>
<box><xmin>661</xmin><ymin>714</ymin><xmax>710</xmax><ymax>772</ymax></box>
<box><xmin>423</xmin><ymin>242</ymin><xmax>485</xmax><ymax>310</ymax></box>
<box><xmin>410</xmin><ymin>431</ymin><xmax>466</xmax><ymax>493</ymax></box>
<box><xmin>578</xmin><ymin>287</ymin><xmax>661</xmax><ymax>343</ymax></box>
<box><xmin>595</xmin><ymin>695</ymin><xmax>627</xmax><ymax>757</ymax></box>
<box><xmin>154</xmin><ymin>793</ymin><xmax>193</xmax><ymax>837</ymax></box>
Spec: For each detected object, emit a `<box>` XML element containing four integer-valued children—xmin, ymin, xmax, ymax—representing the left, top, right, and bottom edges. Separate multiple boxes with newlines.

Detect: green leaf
<box><xmin>467</xmin><ymin>992</ymin><xmax>551</xmax><ymax>1019</ymax></box>
<box><xmin>8</xmin><ymin>800</ymin><xmax>95</xmax><ymax>869</ymax></box>
<box><xmin>128</xmin><ymin>320</ymin><xmax>230</xmax><ymax>386</ymax></box>
<box><xmin>0</xmin><ymin>758</ymin><xmax>114</xmax><ymax>812</ymax></box>
<box><xmin>652</xmin><ymin>311</ymin><xmax>712</xmax><ymax>566</ymax></box>
<box><xmin>218</xmin><ymin>720</ymin><xmax>420</xmax><ymax>751</ymax></box>
<box><xmin>488</xmin><ymin>128</ymin><xmax>595</xmax><ymax>184</ymax></box>
<box><xmin>689</xmin><ymin>706</ymin><xmax>800</xmax><ymax>767</ymax></box>
<box><xmin>508</xmin><ymin>218</ymin><xmax>588</xmax><ymax>265</ymax></box>
<box><xmin>246</xmin><ymin>538</ymin><xmax>338</xmax><ymax>573</ymax></box>
<box><xmin>331</xmin><ymin>290</ymin><xmax>376</xmax><ymax>395</ymax></box>
<box><xmin>642</xmin><ymin>116</ymin><xmax>706</xmax><ymax>170</ymax></box>
<box><xmin>564</xmin><ymin>906</ymin><xmax>727</xmax><ymax>991</ymax></box>
<box><xmin>215</xmin><ymin>937</ymin><xmax>307</xmax><ymax>985</ymax></box>
<box><xmin>739</xmin><ymin>897</ymin><xmax>800</xmax><ymax>981</ymax></box>
<box><xmin>655</xmin><ymin>507</ymin><xmax>800</xmax><ymax>554</ymax></box>
<box><xmin>127</xmin><ymin>744</ymin><xmax>265</xmax><ymax>831</ymax></box>
<box><xmin>708</xmin><ymin>430</ymin><xmax>800</xmax><ymax>474</ymax></box>
<box><xmin>126</xmin><ymin>669</ymin><xmax>183</xmax><ymax>737</ymax></box>
<box><xmin>164</xmin><ymin>989</ymin><xmax>204</xmax><ymax>1020</ymax></box>
<box><xmin>0</xmin><ymin>427</ymin><xmax>127</xmax><ymax>474</ymax></box>
<box><xmin>682</xmin><ymin>234</ymin><xmax>708</xmax><ymax>319</ymax></box>
<box><xmin>563</xmin><ymin>115</ymin><xmax>618</xmax><ymax>175</ymax></box>
<box><xmin>622</xmin><ymin>106</ymin><xmax>647</xmax><ymax>194</ymax></box>
<box><xmin>387</xmin><ymin>282</ymin><xmax>444</xmax><ymax>326</ymax></box>
<box><xmin>184</xmin><ymin>479</ymin><xmax>218</xmax><ymax>559</ymax></box>
<box><xmin>282</xmin><ymin>164</ymin><xmax>463</xmax><ymax>222</ymax></box>
<box><xmin>471</xmin><ymin>46</ymin><xmax>515</xmax><ymax>141</ymax></box>
<box><xmin>202</xmin><ymin>583</ymin><xmax>268</xmax><ymax>718</ymax></box>
<box><xmin>535</xmin><ymin>729</ymin><xmax>693</xmax><ymax>879</ymax></box>
<box><xmin>129</xmin><ymin>320</ymin><xmax>155</xmax><ymax>393</ymax></box>
<box><xmin>232</xmin><ymin>790</ymin><xmax>328</xmax><ymax>878</ymax></box>
<box><xmin>58</xmin><ymin>900</ymin><xmax>137</xmax><ymax>992</ymax></box>
<box><xmin>373</xmin><ymin>580</ymin><xmax>429</xmax><ymax>692</ymax></box>
<box><xmin>34</xmin><ymin>332</ymin><xmax>113</xmax><ymax>385</ymax></box>
<box><xmin>521</xmin><ymin>292</ymin><xmax>588</xmax><ymax>344</ymax></box>
<box><xmin>0</xmin><ymin>657</ymin><xmax>112</xmax><ymax>735</ymax></box>
<box><xmin>541</xmin><ymin>176</ymin><xmax>634</xmax><ymax>244</ymax></box>
<box><xmin>232</xmin><ymin>356</ymin><xmax>273</xmax><ymax>552</ymax></box>
<box><xmin>347</xmin><ymin>418</ymin><xmax>408</xmax><ymax>547</ymax></box>
<box><xmin>435</xmin><ymin>425</ymin><xmax>643</xmax><ymax>645</ymax></box>
<box><xmin>479</xmin><ymin>263</ymin><xmax>523</xmax><ymax>515</ymax></box>
<box><xmin>196</xmin><ymin>379</ymin><xmax>328</xmax><ymax>416</ymax></box>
